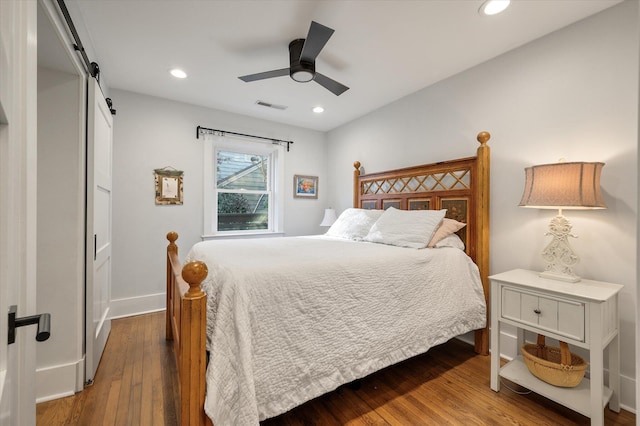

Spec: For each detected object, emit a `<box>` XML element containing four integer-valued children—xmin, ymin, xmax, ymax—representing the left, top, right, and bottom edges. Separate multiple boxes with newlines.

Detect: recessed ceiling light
<box><xmin>312</xmin><ymin>106</ymin><xmax>324</xmax><ymax>113</ymax></box>
<box><xmin>170</xmin><ymin>68</ymin><xmax>187</xmax><ymax>79</ymax></box>
<box><xmin>479</xmin><ymin>0</ymin><xmax>510</xmax><ymax>16</ymax></box>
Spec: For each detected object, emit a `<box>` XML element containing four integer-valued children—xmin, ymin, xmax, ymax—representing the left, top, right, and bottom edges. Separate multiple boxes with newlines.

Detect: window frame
<box><xmin>203</xmin><ymin>137</ymin><xmax>284</xmax><ymax>238</ymax></box>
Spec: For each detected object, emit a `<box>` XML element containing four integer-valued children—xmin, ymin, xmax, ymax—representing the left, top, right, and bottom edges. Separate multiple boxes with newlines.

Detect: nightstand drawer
<box><xmin>501</xmin><ymin>286</ymin><xmax>585</xmax><ymax>341</ymax></box>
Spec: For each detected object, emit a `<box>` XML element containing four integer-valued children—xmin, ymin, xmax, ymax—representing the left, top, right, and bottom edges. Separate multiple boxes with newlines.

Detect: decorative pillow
<box><xmin>364</xmin><ymin>207</ymin><xmax>446</xmax><ymax>248</ymax></box>
<box><xmin>325</xmin><ymin>208</ymin><xmax>384</xmax><ymax>240</ymax></box>
<box><xmin>427</xmin><ymin>218</ymin><xmax>466</xmax><ymax>248</ymax></box>
<box><xmin>434</xmin><ymin>234</ymin><xmax>466</xmax><ymax>250</ymax></box>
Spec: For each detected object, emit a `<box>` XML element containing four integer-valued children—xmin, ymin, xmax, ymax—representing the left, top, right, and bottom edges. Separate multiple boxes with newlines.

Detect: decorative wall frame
<box><xmin>293</xmin><ymin>175</ymin><xmax>318</xmax><ymax>199</ymax></box>
<box><xmin>154</xmin><ymin>167</ymin><xmax>183</xmax><ymax>205</ymax></box>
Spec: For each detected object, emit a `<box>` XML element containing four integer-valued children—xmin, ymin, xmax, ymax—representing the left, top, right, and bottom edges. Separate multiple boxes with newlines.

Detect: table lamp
<box><xmin>319</xmin><ymin>208</ymin><xmax>337</xmax><ymax>227</ymax></box>
<box><xmin>519</xmin><ymin>161</ymin><xmax>606</xmax><ymax>282</ymax></box>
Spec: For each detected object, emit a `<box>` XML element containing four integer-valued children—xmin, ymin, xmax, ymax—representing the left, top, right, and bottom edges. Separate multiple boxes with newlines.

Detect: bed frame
<box><xmin>165</xmin><ymin>131</ymin><xmax>490</xmax><ymax>425</ymax></box>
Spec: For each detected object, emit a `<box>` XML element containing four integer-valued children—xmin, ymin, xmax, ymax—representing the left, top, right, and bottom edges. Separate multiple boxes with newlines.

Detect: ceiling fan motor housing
<box><xmin>289</xmin><ymin>39</ymin><xmax>315</xmax><ymax>82</ymax></box>
<box><xmin>238</xmin><ymin>21</ymin><xmax>348</xmax><ymax>96</ymax></box>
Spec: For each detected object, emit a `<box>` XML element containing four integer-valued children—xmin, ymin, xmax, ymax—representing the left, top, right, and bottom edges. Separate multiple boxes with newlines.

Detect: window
<box><xmin>204</xmin><ymin>138</ymin><xmax>283</xmax><ymax>236</ymax></box>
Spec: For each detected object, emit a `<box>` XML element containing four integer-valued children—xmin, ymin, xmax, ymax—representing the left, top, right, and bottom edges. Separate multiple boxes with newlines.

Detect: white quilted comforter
<box><xmin>185</xmin><ymin>236</ymin><xmax>486</xmax><ymax>425</ymax></box>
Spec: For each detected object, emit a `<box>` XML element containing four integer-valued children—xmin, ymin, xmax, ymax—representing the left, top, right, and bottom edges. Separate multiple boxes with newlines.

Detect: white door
<box><xmin>0</xmin><ymin>0</ymin><xmax>38</xmax><ymax>423</ymax></box>
<box><xmin>85</xmin><ymin>77</ymin><xmax>113</xmax><ymax>383</ymax></box>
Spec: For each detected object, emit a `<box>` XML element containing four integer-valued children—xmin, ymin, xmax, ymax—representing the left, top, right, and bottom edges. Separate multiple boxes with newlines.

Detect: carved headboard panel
<box><xmin>354</xmin><ymin>156</ymin><xmax>478</xmax><ymax>260</ymax></box>
<box><xmin>353</xmin><ymin>132</ymin><xmax>491</xmax><ymax>354</ymax></box>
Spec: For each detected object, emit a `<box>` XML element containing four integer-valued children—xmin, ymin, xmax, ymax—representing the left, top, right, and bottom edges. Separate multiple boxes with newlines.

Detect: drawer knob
<box><xmin>534</xmin><ymin>309</ymin><xmax>541</xmax><ymax>314</ymax></box>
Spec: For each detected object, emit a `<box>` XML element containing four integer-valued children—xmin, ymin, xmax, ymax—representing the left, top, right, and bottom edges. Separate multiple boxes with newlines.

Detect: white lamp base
<box><xmin>539</xmin><ymin>214</ymin><xmax>581</xmax><ymax>283</ymax></box>
<box><xmin>539</xmin><ymin>270</ymin><xmax>581</xmax><ymax>283</ymax></box>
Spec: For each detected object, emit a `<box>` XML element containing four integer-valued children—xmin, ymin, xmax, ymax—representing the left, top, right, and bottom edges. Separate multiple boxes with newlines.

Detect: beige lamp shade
<box><xmin>519</xmin><ymin>162</ymin><xmax>606</xmax><ymax>210</ymax></box>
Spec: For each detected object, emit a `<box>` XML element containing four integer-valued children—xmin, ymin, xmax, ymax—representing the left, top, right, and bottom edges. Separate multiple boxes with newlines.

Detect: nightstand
<box><xmin>489</xmin><ymin>269</ymin><xmax>623</xmax><ymax>426</ymax></box>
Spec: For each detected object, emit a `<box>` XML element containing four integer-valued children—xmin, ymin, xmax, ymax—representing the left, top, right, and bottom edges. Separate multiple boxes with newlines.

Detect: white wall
<box><xmin>327</xmin><ymin>2</ymin><xmax>638</xmax><ymax>411</ymax></box>
<box><xmin>36</xmin><ymin>67</ymin><xmax>85</xmax><ymax>401</ymax></box>
<box><xmin>109</xmin><ymin>90</ymin><xmax>327</xmax><ymax>317</ymax></box>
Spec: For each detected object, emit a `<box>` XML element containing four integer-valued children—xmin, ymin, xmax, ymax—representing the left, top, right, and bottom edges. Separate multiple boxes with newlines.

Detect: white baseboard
<box><xmin>109</xmin><ymin>292</ymin><xmax>165</xmax><ymax>319</ymax></box>
<box><xmin>36</xmin><ymin>360</ymin><xmax>83</xmax><ymax>403</ymax></box>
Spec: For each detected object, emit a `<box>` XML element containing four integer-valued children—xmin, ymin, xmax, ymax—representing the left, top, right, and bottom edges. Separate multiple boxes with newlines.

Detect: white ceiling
<box><xmin>60</xmin><ymin>0</ymin><xmax>621</xmax><ymax>132</ymax></box>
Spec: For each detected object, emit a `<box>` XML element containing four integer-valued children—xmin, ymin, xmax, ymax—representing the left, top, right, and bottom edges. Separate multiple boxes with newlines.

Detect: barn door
<box><xmin>0</xmin><ymin>0</ymin><xmax>38</xmax><ymax>423</ymax></box>
<box><xmin>85</xmin><ymin>77</ymin><xmax>113</xmax><ymax>383</ymax></box>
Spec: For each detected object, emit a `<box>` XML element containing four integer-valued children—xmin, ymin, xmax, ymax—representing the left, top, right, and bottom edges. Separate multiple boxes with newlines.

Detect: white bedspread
<box><xmin>185</xmin><ymin>236</ymin><xmax>486</xmax><ymax>425</ymax></box>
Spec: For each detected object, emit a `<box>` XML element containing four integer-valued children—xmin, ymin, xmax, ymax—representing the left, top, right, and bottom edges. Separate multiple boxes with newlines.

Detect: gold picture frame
<box><xmin>154</xmin><ymin>168</ymin><xmax>183</xmax><ymax>205</ymax></box>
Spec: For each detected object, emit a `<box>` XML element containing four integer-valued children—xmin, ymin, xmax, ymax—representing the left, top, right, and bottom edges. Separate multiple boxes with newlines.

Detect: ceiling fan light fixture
<box><xmin>479</xmin><ymin>0</ymin><xmax>510</xmax><ymax>16</ymax></box>
<box><xmin>291</xmin><ymin>69</ymin><xmax>315</xmax><ymax>83</ymax></box>
<box><xmin>312</xmin><ymin>106</ymin><xmax>324</xmax><ymax>113</ymax></box>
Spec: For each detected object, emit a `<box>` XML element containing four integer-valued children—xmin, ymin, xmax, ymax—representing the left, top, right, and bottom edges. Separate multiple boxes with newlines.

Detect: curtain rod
<box><xmin>196</xmin><ymin>126</ymin><xmax>294</xmax><ymax>152</ymax></box>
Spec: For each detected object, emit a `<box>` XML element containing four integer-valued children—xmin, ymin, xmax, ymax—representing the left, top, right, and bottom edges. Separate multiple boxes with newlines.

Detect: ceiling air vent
<box><xmin>256</xmin><ymin>100</ymin><xmax>287</xmax><ymax>110</ymax></box>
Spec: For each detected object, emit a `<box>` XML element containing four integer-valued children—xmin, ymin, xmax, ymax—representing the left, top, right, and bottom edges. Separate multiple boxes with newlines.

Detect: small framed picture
<box><xmin>154</xmin><ymin>168</ymin><xmax>184</xmax><ymax>205</ymax></box>
<box><xmin>293</xmin><ymin>175</ymin><xmax>318</xmax><ymax>199</ymax></box>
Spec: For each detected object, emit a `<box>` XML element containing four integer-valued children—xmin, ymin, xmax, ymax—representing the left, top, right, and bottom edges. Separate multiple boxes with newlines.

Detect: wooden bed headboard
<box><xmin>353</xmin><ymin>131</ymin><xmax>490</xmax><ymax>354</ymax></box>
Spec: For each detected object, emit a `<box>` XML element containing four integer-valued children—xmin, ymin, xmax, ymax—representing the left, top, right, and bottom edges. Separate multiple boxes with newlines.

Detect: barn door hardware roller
<box><xmin>8</xmin><ymin>305</ymin><xmax>51</xmax><ymax>344</ymax></box>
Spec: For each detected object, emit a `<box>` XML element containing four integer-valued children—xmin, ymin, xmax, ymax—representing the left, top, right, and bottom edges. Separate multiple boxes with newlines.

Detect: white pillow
<box><xmin>434</xmin><ymin>234</ymin><xmax>466</xmax><ymax>250</ymax></box>
<box><xmin>325</xmin><ymin>208</ymin><xmax>384</xmax><ymax>240</ymax></box>
<box><xmin>364</xmin><ymin>207</ymin><xmax>446</xmax><ymax>248</ymax></box>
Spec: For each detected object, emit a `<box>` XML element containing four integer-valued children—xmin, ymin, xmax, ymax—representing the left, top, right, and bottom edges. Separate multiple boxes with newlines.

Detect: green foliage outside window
<box><xmin>218</xmin><ymin>192</ymin><xmax>250</xmax><ymax>214</ymax></box>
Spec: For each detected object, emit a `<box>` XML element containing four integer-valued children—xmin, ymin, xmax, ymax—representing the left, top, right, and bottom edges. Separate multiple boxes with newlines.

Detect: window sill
<box><xmin>201</xmin><ymin>232</ymin><xmax>285</xmax><ymax>241</ymax></box>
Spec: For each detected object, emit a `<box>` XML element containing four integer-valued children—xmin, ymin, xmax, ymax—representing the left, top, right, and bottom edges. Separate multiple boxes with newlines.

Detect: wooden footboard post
<box><xmin>167</xmin><ymin>232</ymin><xmax>178</xmax><ymax>341</ymax></box>
<box><xmin>181</xmin><ymin>261</ymin><xmax>209</xmax><ymax>426</ymax></box>
<box><xmin>166</xmin><ymin>232</ymin><xmax>210</xmax><ymax>426</ymax></box>
<box><xmin>474</xmin><ymin>132</ymin><xmax>491</xmax><ymax>355</ymax></box>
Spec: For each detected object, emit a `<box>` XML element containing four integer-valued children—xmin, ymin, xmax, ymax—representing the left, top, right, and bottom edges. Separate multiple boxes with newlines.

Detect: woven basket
<box><xmin>521</xmin><ymin>334</ymin><xmax>587</xmax><ymax>388</ymax></box>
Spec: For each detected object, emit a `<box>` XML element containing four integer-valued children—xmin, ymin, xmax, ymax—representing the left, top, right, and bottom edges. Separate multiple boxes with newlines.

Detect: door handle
<box><xmin>8</xmin><ymin>305</ymin><xmax>51</xmax><ymax>344</ymax></box>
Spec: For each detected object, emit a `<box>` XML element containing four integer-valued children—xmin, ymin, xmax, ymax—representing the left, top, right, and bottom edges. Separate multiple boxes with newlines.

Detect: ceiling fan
<box><xmin>238</xmin><ymin>21</ymin><xmax>349</xmax><ymax>96</ymax></box>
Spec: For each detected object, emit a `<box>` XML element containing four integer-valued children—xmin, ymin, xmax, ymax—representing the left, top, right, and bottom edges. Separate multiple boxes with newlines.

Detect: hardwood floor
<box><xmin>37</xmin><ymin>312</ymin><xmax>635</xmax><ymax>425</ymax></box>
<box><xmin>37</xmin><ymin>312</ymin><xmax>179</xmax><ymax>425</ymax></box>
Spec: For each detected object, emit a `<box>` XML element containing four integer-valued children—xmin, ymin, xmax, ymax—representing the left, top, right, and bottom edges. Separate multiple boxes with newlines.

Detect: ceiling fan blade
<box><xmin>300</xmin><ymin>21</ymin><xmax>334</xmax><ymax>63</ymax></box>
<box><xmin>314</xmin><ymin>72</ymin><xmax>349</xmax><ymax>96</ymax></box>
<box><xmin>239</xmin><ymin>68</ymin><xmax>290</xmax><ymax>82</ymax></box>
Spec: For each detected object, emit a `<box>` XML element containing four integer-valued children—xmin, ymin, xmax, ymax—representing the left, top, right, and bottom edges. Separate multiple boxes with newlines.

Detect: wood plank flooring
<box><xmin>37</xmin><ymin>312</ymin><xmax>635</xmax><ymax>425</ymax></box>
<box><xmin>37</xmin><ymin>312</ymin><xmax>179</xmax><ymax>425</ymax></box>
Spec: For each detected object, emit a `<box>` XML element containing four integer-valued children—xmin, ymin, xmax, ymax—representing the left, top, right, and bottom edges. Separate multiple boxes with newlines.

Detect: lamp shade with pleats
<box><xmin>519</xmin><ymin>162</ymin><xmax>606</xmax><ymax>210</ymax></box>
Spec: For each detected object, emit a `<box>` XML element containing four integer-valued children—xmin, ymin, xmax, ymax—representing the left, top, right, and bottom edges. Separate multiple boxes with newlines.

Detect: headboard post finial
<box><xmin>477</xmin><ymin>131</ymin><xmax>491</xmax><ymax>146</ymax></box>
